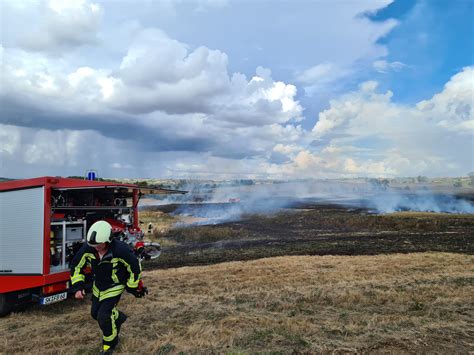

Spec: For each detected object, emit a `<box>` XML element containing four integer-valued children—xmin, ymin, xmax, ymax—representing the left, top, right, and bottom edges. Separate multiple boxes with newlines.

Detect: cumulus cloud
<box><xmin>1</xmin><ymin>0</ymin><xmax>471</xmax><ymax>179</ymax></box>
<box><xmin>110</xmin><ymin>29</ymin><xmax>231</xmax><ymax>114</ymax></box>
<box><xmin>1</xmin><ymin>25</ymin><xmax>303</xmax><ymax>143</ymax></box>
<box><xmin>306</xmin><ymin>66</ymin><xmax>474</xmax><ymax>177</ymax></box>
<box><xmin>110</xmin><ymin>31</ymin><xmax>303</xmax><ymax>123</ymax></box>
<box><xmin>14</xmin><ymin>0</ymin><xmax>103</xmax><ymax>52</ymax></box>
<box><xmin>312</xmin><ymin>80</ymin><xmax>395</xmax><ymax>138</ymax></box>
<box><xmin>237</xmin><ymin>67</ymin><xmax>472</xmax><ymax>179</ymax></box>
<box><xmin>313</xmin><ymin>67</ymin><xmax>473</xmax><ymax>140</ymax></box>
<box><xmin>1</xmin><ymin>61</ymin><xmax>471</xmax><ymax>178</ymax></box>
<box><xmin>0</xmin><ymin>26</ymin><xmax>305</xmax><ymax>172</ymax></box>
<box><xmin>416</xmin><ymin>67</ymin><xmax>474</xmax><ymax>131</ymax></box>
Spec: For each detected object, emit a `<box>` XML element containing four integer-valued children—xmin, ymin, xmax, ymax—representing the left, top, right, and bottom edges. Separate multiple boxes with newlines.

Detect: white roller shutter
<box><xmin>0</xmin><ymin>187</ymin><xmax>45</xmax><ymax>274</ymax></box>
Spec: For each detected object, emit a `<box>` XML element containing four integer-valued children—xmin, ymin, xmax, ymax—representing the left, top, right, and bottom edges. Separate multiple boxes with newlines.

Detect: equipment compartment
<box><xmin>66</xmin><ymin>226</ymin><xmax>83</xmax><ymax>241</ymax></box>
<box><xmin>50</xmin><ymin>220</ymin><xmax>86</xmax><ymax>273</ymax></box>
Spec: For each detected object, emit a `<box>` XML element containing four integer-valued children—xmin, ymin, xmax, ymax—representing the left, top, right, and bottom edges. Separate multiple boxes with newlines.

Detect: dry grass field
<box><xmin>1</xmin><ymin>252</ymin><xmax>473</xmax><ymax>354</ymax></box>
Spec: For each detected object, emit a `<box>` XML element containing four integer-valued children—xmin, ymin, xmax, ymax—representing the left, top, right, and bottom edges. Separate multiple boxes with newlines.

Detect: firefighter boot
<box><xmin>101</xmin><ymin>313</ymin><xmax>126</xmax><ymax>354</ymax></box>
<box><xmin>102</xmin><ymin>336</ymin><xmax>121</xmax><ymax>354</ymax></box>
<box><xmin>116</xmin><ymin>311</ymin><xmax>127</xmax><ymax>335</ymax></box>
<box><xmin>101</xmin><ymin>344</ymin><xmax>112</xmax><ymax>354</ymax></box>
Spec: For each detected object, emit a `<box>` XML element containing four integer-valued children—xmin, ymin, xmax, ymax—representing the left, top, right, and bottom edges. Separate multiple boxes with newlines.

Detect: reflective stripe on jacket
<box><xmin>70</xmin><ymin>239</ymin><xmax>142</xmax><ymax>295</ymax></box>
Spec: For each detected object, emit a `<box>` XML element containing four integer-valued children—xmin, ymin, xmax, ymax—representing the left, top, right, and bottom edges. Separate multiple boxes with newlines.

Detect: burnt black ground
<box><xmin>145</xmin><ymin>203</ymin><xmax>474</xmax><ymax>269</ymax></box>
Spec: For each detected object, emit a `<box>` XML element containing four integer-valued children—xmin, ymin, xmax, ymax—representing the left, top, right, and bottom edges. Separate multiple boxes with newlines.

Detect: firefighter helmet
<box><xmin>87</xmin><ymin>220</ymin><xmax>113</xmax><ymax>245</ymax></box>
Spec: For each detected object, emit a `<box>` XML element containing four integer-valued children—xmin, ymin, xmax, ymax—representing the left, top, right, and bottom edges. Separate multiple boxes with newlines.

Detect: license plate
<box><xmin>40</xmin><ymin>292</ymin><xmax>67</xmax><ymax>305</ymax></box>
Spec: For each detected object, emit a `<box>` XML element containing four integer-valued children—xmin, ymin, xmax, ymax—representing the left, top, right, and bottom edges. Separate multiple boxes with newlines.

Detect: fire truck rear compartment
<box><xmin>0</xmin><ymin>182</ymin><xmax>138</xmax><ymax>316</ymax></box>
<box><xmin>0</xmin><ymin>176</ymin><xmax>181</xmax><ymax>316</ymax></box>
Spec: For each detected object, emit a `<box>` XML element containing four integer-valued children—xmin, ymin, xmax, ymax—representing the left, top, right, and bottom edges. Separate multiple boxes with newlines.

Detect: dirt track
<box><xmin>146</xmin><ymin>203</ymin><xmax>474</xmax><ymax>269</ymax></box>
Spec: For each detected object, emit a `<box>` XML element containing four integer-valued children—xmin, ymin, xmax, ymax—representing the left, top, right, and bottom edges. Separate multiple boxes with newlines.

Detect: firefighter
<box><xmin>70</xmin><ymin>220</ymin><xmax>148</xmax><ymax>354</ymax></box>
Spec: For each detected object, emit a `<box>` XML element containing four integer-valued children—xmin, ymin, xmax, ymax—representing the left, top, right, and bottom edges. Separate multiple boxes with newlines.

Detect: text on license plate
<box><xmin>41</xmin><ymin>292</ymin><xmax>67</xmax><ymax>305</ymax></box>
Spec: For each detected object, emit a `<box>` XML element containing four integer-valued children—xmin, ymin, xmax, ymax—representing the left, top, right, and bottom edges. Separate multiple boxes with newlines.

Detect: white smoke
<box><xmin>369</xmin><ymin>191</ymin><xmax>474</xmax><ymax>214</ymax></box>
<box><xmin>143</xmin><ymin>180</ymin><xmax>474</xmax><ymax>225</ymax></box>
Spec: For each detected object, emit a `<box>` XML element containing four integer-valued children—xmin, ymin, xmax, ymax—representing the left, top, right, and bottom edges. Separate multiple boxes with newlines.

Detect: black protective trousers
<box><xmin>91</xmin><ymin>294</ymin><xmax>126</xmax><ymax>347</ymax></box>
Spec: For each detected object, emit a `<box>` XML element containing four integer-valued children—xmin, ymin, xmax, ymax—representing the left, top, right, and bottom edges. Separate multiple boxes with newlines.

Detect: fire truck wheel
<box><xmin>0</xmin><ymin>294</ymin><xmax>12</xmax><ymax>317</ymax></box>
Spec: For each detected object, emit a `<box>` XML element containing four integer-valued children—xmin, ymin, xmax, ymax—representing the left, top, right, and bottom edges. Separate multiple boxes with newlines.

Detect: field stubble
<box><xmin>0</xmin><ymin>253</ymin><xmax>472</xmax><ymax>354</ymax></box>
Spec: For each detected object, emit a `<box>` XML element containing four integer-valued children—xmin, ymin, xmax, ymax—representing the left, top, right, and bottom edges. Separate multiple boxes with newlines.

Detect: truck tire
<box><xmin>0</xmin><ymin>294</ymin><xmax>12</xmax><ymax>317</ymax></box>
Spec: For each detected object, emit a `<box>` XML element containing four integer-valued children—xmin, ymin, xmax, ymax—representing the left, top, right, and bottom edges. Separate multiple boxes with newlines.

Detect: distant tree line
<box><xmin>469</xmin><ymin>172</ymin><xmax>474</xmax><ymax>186</ymax></box>
<box><xmin>368</xmin><ymin>178</ymin><xmax>390</xmax><ymax>191</ymax></box>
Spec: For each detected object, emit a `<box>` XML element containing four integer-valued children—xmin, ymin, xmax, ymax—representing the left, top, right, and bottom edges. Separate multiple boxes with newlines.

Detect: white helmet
<box><xmin>87</xmin><ymin>221</ymin><xmax>112</xmax><ymax>245</ymax></box>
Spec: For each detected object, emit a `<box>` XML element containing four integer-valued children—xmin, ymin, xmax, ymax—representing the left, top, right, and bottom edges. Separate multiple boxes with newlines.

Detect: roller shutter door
<box><xmin>0</xmin><ymin>187</ymin><xmax>44</xmax><ymax>274</ymax></box>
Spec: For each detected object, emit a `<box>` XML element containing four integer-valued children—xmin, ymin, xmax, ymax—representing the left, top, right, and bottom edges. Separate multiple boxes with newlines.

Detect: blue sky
<box><xmin>369</xmin><ymin>0</ymin><xmax>474</xmax><ymax>103</ymax></box>
<box><xmin>0</xmin><ymin>0</ymin><xmax>472</xmax><ymax>179</ymax></box>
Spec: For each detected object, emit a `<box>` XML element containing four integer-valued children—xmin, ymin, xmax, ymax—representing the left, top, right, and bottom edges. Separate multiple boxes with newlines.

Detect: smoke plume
<box><xmin>143</xmin><ymin>180</ymin><xmax>474</xmax><ymax>225</ymax></box>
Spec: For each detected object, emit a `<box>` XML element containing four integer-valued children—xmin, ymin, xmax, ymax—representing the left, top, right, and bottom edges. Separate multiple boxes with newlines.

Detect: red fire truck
<box><xmin>0</xmin><ymin>176</ymin><xmax>182</xmax><ymax>316</ymax></box>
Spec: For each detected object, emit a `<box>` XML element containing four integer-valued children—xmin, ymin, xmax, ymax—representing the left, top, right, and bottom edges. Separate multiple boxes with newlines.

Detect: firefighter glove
<box><xmin>130</xmin><ymin>286</ymin><xmax>148</xmax><ymax>298</ymax></box>
<box><xmin>128</xmin><ymin>280</ymin><xmax>148</xmax><ymax>298</ymax></box>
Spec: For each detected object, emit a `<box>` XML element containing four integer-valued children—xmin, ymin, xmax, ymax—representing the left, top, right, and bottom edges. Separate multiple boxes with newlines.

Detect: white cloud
<box><xmin>1</xmin><ymin>0</ymin><xmax>471</xmax><ymax>179</ymax></box>
<box><xmin>67</xmin><ymin>67</ymin><xmax>120</xmax><ymax>101</ymax></box>
<box><xmin>295</xmin><ymin>62</ymin><xmax>355</xmax><ymax>97</ymax></box>
<box><xmin>416</xmin><ymin>66</ymin><xmax>474</xmax><ymax>131</ymax></box>
<box><xmin>1</xmin><ymin>27</ymin><xmax>303</xmax><ymax>130</ymax></box>
<box><xmin>110</xmin><ymin>31</ymin><xmax>304</xmax><ymax>124</ymax></box>
<box><xmin>291</xmin><ymin>11</ymin><xmax>397</xmax><ymax>96</ymax></box>
<box><xmin>0</xmin><ymin>46</ymin><xmax>120</xmax><ymax>116</ymax></box>
<box><xmin>1</xmin><ymin>64</ymin><xmax>471</xmax><ymax>178</ymax></box>
<box><xmin>273</xmin><ymin>144</ymin><xmax>301</xmax><ymax>156</ymax></box>
<box><xmin>373</xmin><ymin>60</ymin><xmax>406</xmax><ymax>73</ymax></box>
<box><xmin>0</xmin><ymin>125</ymin><xmax>21</xmax><ymax>155</ymax></box>
<box><xmin>256</xmin><ymin>67</ymin><xmax>474</xmax><ymax>177</ymax></box>
<box><xmin>296</xmin><ymin>62</ymin><xmax>348</xmax><ymax>84</ymax></box>
<box><xmin>1</xmin><ymin>31</ymin><xmax>306</xmax><ymax>174</ymax></box>
<box><xmin>312</xmin><ymin>80</ymin><xmax>396</xmax><ymax>138</ymax></box>
<box><xmin>118</xmin><ymin>28</ymin><xmax>209</xmax><ymax>85</ymax></box>
<box><xmin>306</xmin><ymin>66</ymin><xmax>474</xmax><ymax>177</ymax></box>
<box><xmin>16</xmin><ymin>0</ymin><xmax>103</xmax><ymax>52</ymax></box>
